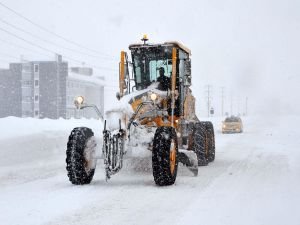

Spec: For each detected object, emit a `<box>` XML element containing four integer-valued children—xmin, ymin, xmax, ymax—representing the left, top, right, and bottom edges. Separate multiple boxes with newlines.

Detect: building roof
<box><xmin>68</xmin><ymin>71</ymin><xmax>105</xmax><ymax>87</ymax></box>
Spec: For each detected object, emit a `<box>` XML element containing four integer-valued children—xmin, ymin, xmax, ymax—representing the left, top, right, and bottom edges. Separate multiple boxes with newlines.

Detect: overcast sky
<box><xmin>0</xmin><ymin>0</ymin><xmax>299</xmax><ymax>116</ymax></box>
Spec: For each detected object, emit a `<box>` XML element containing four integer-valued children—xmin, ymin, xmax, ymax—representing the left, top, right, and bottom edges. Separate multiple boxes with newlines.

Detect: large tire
<box><xmin>193</xmin><ymin>122</ymin><xmax>208</xmax><ymax>166</ymax></box>
<box><xmin>202</xmin><ymin>121</ymin><xmax>215</xmax><ymax>162</ymax></box>
<box><xmin>66</xmin><ymin>127</ymin><xmax>97</xmax><ymax>185</ymax></box>
<box><xmin>152</xmin><ymin>126</ymin><xmax>178</xmax><ymax>186</ymax></box>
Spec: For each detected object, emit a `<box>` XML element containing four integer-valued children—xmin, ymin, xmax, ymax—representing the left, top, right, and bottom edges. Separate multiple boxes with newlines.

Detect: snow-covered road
<box><xmin>0</xmin><ymin>116</ymin><xmax>299</xmax><ymax>225</ymax></box>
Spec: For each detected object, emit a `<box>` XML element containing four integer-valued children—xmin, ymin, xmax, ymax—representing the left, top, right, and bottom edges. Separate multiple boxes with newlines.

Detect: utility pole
<box><xmin>237</xmin><ymin>96</ymin><xmax>240</xmax><ymax>116</ymax></box>
<box><xmin>220</xmin><ymin>87</ymin><xmax>225</xmax><ymax>117</ymax></box>
<box><xmin>205</xmin><ymin>85</ymin><xmax>212</xmax><ymax>117</ymax></box>
<box><xmin>230</xmin><ymin>92</ymin><xmax>233</xmax><ymax>116</ymax></box>
<box><xmin>245</xmin><ymin>97</ymin><xmax>248</xmax><ymax>116</ymax></box>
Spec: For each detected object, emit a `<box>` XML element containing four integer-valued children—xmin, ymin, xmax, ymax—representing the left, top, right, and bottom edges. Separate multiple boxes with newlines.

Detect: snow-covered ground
<box><xmin>0</xmin><ymin>115</ymin><xmax>299</xmax><ymax>225</ymax></box>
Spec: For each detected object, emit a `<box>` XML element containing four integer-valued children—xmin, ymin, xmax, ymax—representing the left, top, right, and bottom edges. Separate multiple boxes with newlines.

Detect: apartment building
<box><xmin>0</xmin><ymin>56</ymin><xmax>67</xmax><ymax>119</ymax></box>
<box><xmin>0</xmin><ymin>57</ymin><xmax>104</xmax><ymax>119</ymax></box>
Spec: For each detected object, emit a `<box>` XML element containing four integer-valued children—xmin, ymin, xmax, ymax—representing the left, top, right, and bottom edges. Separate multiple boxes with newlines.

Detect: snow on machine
<box><xmin>66</xmin><ymin>36</ymin><xmax>215</xmax><ymax>186</ymax></box>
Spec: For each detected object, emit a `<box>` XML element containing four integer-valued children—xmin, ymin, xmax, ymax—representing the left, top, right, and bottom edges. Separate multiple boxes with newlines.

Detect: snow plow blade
<box><xmin>178</xmin><ymin>149</ymin><xmax>198</xmax><ymax>176</ymax></box>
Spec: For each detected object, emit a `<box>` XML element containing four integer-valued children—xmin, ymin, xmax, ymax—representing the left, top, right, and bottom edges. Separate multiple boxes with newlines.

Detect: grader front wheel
<box><xmin>66</xmin><ymin>127</ymin><xmax>97</xmax><ymax>185</ymax></box>
<box><xmin>152</xmin><ymin>126</ymin><xmax>178</xmax><ymax>186</ymax></box>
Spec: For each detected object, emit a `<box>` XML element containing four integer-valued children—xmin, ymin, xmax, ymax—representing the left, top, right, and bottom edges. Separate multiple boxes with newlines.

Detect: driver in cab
<box><xmin>157</xmin><ymin>67</ymin><xmax>170</xmax><ymax>91</ymax></box>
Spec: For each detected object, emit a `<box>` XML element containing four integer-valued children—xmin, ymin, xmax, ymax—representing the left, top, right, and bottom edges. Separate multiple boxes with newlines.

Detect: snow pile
<box><xmin>68</xmin><ymin>71</ymin><xmax>106</xmax><ymax>87</ymax></box>
<box><xmin>105</xmin><ymin>98</ymin><xmax>133</xmax><ymax>130</ymax></box>
<box><xmin>0</xmin><ymin>116</ymin><xmax>103</xmax><ymax>140</ymax></box>
<box><xmin>104</xmin><ymin>83</ymin><xmax>167</xmax><ymax>130</ymax></box>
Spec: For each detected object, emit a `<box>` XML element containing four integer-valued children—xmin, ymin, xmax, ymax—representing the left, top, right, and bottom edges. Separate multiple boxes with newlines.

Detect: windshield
<box><xmin>131</xmin><ymin>46</ymin><xmax>173</xmax><ymax>90</ymax></box>
<box><xmin>225</xmin><ymin>117</ymin><xmax>240</xmax><ymax>122</ymax></box>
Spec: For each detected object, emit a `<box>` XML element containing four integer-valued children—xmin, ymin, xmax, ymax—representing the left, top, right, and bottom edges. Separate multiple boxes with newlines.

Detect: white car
<box><xmin>222</xmin><ymin>116</ymin><xmax>243</xmax><ymax>133</ymax></box>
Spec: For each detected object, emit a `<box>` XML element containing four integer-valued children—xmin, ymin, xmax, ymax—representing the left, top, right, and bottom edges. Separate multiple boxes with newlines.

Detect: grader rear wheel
<box><xmin>152</xmin><ymin>126</ymin><xmax>178</xmax><ymax>186</ymax></box>
<box><xmin>193</xmin><ymin>123</ymin><xmax>208</xmax><ymax>166</ymax></box>
<box><xmin>193</xmin><ymin>121</ymin><xmax>216</xmax><ymax>166</ymax></box>
<box><xmin>203</xmin><ymin>121</ymin><xmax>215</xmax><ymax>162</ymax></box>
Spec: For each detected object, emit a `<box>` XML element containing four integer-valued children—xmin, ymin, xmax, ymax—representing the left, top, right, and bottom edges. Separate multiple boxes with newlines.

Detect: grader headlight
<box><xmin>74</xmin><ymin>96</ymin><xmax>84</xmax><ymax>109</ymax></box>
<box><xmin>150</xmin><ymin>93</ymin><xmax>157</xmax><ymax>101</ymax></box>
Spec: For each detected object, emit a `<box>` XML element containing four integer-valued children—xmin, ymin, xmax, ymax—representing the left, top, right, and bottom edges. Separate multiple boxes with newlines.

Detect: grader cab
<box><xmin>66</xmin><ymin>36</ymin><xmax>215</xmax><ymax>186</ymax></box>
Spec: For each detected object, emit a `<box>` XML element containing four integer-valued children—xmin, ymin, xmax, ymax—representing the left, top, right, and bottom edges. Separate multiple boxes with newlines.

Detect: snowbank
<box><xmin>0</xmin><ymin>117</ymin><xmax>103</xmax><ymax>140</ymax></box>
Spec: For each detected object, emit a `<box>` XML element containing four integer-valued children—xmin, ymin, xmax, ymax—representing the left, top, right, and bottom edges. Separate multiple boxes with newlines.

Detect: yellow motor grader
<box><xmin>66</xmin><ymin>36</ymin><xmax>215</xmax><ymax>186</ymax></box>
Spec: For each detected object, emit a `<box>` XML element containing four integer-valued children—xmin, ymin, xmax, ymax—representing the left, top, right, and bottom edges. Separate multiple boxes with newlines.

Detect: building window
<box><xmin>35</xmin><ymin>95</ymin><xmax>39</xmax><ymax>102</ymax></box>
<box><xmin>22</xmin><ymin>96</ymin><xmax>31</xmax><ymax>102</ymax></box>
<box><xmin>22</xmin><ymin>64</ymin><xmax>31</xmax><ymax>73</ymax></box>
<box><xmin>23</xmin><ymin>111</ymin><xmax>32</xmax><ymax>117</ymax></box>
<box><xmin>34</xmin><ymin>64</ymin><xmax>39</xmax><ymax>73</ymax></box>
<box><xmin>22</xmin><ymin>80</ymin><xmax>31</xmax><ymax>86</ymax></box>
<box><xmin>34</xmin><ymin>80</ymin><xmax>39</xmax><ymax>87</ymax></box>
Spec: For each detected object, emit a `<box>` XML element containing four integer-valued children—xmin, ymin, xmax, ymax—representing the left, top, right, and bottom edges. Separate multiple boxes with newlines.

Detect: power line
<box><xmin>0</xmin><ymin>58</ymin><xmax>10</xmax><ymax>64</ymax></box>
<box><xmin>0</xmin><ymin>26</ymin><xmax>117</xmax><ymax>71</ymax></box>
<box><xmin>0</xmin><ymin>38</ymin><xmax>117</xmax><ymax>71</ymax></box>
<box><xmin>0</xmin><ymin>17</ymin><xmax>117</xmax><ymax>61</ymax></box>
<box><xmin>0</xmin><ymin>51</ymin><xmax>28</xmax><ymax>61</ymax></box>
<box><xmin>0</xmin><ymin>1</ymin><xmax>114</xmax><ymax>58</ymax></box>
<box><xmin>0</xmin><ymin>26</ymin><xmax>63</xmax><ymax>55</ymax></box>
<box><xmin>0</xmin><ymin>52</ymin><xmax>19</xmax><ymax>60</ymax></box>
<box><xmin>0</xmin><ymin>38</ymin><xmax>53</xmax><ymax>58</ymax></box>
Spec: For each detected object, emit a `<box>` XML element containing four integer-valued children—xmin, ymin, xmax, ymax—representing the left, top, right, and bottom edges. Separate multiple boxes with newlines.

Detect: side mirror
<box><xmin>184</xmin><ymin>75</ymin><xmax>191</xmax><ymax>86</ymax></box>
<box><xmin>185</xmin><ymin>59</ymin><xmax>191</xmax><ymax>75</ymax></box>
<box><xmin>116</xmin><ymin>92</ymin><xmax>121</xmax><ymax>100</ymax></box>
<box><xmin>184</xmin><ymin>59</ymin><xmax>191</xmax><ymax>86</ymax></box>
